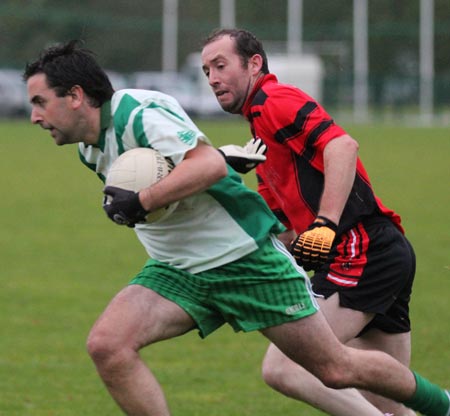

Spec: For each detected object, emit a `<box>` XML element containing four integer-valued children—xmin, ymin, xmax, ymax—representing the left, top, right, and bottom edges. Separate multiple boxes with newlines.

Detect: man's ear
<box><xmin>68</xmin><ymin>85</ymin><xmax>84</xmax><ymax>109</ymax></box>
<box><xmin>249</xmin><ymin>54</ymin><xmax>264</xmax><ymax>75</ymax></box>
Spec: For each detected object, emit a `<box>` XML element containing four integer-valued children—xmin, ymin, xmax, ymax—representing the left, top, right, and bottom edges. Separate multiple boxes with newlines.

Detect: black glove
<box><xmin>291</xmin><ymin>216</ymin><xmax>338</xmax><ymax>271</ymax></box>
<box><xmin>218</xmin><ymin>138</ymin><xmax>267</xmax><ymax>173</ymax></box>
<box><xmin>103</xmin><ymin>186</ymin><xmax>148</xmax><ymax>227</ymax></box>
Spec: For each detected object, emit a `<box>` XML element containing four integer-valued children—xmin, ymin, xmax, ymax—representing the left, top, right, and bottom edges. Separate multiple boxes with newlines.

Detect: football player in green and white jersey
<box><xmin>24</xmin><ymin>40</ymin><xmax>449</xmax><ymax>416</ymax></box>
<box><xmin>79</xmin><ymin>87</ymin><xmax>280</xmax><ymax>273</ymax></box>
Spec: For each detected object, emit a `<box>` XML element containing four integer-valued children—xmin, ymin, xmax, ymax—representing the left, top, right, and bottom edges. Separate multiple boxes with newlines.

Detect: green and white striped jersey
<box><xmin>79</xmin><ymin>89</ymin><xmax>284</xmax><ymax>273</ymax></box>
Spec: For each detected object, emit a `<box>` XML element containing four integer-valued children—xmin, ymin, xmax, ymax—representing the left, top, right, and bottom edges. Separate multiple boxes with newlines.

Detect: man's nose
<box><xmin>207</xmin><ymin>69</ymin><xmax>219</xmax><ymax>87</ymax></box>
<box><xmin>30</xmin><ymin>107</ymin><xmax>43</xmax><ymax>125</ymax></box>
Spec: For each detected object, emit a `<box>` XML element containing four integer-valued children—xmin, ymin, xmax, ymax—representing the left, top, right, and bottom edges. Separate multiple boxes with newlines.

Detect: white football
<box><xmin>105</xmin><ymin>147</ymin><xmax>179</xmax><ymax>223</ymax></box>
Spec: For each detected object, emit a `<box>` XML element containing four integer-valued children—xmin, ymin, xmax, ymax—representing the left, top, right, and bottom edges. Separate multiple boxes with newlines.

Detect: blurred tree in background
<box><xmin>0</xmin><ymin>0</ymin><xmax>449</xmax><ymax>109</ymax></box>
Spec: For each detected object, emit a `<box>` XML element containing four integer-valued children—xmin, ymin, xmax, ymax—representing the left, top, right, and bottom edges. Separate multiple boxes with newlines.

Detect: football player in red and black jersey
<box><xmin>202</xmin><ymin>28</ymin><xmax>422</xmax><ymax>416</ymax></box>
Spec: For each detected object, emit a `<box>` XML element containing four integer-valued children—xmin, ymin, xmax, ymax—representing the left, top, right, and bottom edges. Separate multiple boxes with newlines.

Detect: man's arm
<box><xmin>318</xmin><ymin>134</ymin><xmax>359</xmax><ymax>225</ymax></box>
<box><xmin>291</xmin><ymin>134</ymin><xmax>358</xmax><ymax>270</ymax></box>
<box><xmin>139</xmin><ymin>141</ymin><xmax>228</xmax><ymax>212</ymax></box>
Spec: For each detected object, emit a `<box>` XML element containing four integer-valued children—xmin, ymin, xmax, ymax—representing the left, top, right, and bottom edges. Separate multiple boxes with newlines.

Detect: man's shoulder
<box><xmin>252</xmin><ymin>77</ymin><xmax>312</xmax><ymax>117</ymax></box>
<box><xmin>263</xmin><ymin>78</ymin><xmax>310</xmax><ymax>100</ymax></box>
<box><xmin>253</xmin><ymin>73</ymin><xmax>307</xmax><ymax>100</ymax></box>
<box><xmin>111</xmin><ymin>88</ymin><xmax>175</xmax><ymax>106</ymax></box>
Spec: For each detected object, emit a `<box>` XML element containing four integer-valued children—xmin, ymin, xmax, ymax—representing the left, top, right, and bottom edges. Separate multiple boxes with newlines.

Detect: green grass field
<box><xmin>0</xmin><ymin>119</ymin><xmax>449</xmax><ymax>415</ymax></box>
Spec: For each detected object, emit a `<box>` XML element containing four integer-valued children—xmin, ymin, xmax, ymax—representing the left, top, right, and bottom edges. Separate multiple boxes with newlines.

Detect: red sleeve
<box><xmin>258</xmin><ymin>86</ymin><xmax>347</xmax><ymax>173</ymax></box>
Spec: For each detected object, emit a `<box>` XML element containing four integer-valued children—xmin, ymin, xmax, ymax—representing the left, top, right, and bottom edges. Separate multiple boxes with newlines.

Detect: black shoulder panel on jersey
<box><xmin>274</xmin><ymin>101</ymin><xmax>318</xmax><ymax>144</ymax></box>
<box><xmin>252</xmin><ymin>89</ymin><xmax>268</xmax><ymax>106</ymax></box>
<box><xmin>302</xmin><ymin>119</ymin><xmax>334</xmax><ymax>162</ymax></box>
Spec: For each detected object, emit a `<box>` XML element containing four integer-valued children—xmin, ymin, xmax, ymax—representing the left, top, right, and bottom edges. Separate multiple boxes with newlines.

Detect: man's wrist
<box><xmin>314</xmin><ymin>215</ymin><xmax>338</xmax><ymax>231</ymax></box>
<box><xmin>138</xmin><ymin>188</ymin><xmax>153</xmax><ymax>212</ymax></box>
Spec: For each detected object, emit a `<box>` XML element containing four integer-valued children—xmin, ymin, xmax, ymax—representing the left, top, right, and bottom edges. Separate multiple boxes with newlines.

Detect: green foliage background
<box><xmin>1</xmin><ymin>0</ymin><xmax>450</xmax><ymax>107</ymax></box>
<box><xmin>0</xmin><ymin>119</ymin><xmax>449</xmax><ymax>415</ymax></box>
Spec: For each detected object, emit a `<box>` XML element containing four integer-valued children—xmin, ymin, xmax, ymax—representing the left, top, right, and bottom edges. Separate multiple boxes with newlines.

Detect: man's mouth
<box><xmin>216</xmin><ymin>90</ymin><xmax>228</xmax><ymax>99</ymax></box>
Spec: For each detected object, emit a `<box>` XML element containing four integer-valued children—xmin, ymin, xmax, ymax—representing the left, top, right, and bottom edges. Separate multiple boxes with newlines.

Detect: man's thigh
<box><xmin>317</xmin><ymin>293</ymin><xmax>374</xmax><ymax>343</ymax></box>
<box><xmin>260</xmin><ymin>310</ymin><xmax>346</xmax><ymax>374</ymax></box>
<box><xmin>89</xmin><ymin>285</ymin><xmax>196</xmax><ymax>348</ymax></box>
<box><xmin>319</xmin><ymin>294</ymin><xmax>412</xmax><ymax>371</ymax></box>
<box><xmin>347</xmin><ymin>328</ymin><xmax>411</xmax><ymax>366</ymax></box>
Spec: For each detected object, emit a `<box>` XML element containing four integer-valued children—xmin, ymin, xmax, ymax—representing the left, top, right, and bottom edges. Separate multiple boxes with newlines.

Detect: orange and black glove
<box><xmin>291</xmin><ymin>216</ymin><xmax>338</xmax><ymax>271</ymax></box>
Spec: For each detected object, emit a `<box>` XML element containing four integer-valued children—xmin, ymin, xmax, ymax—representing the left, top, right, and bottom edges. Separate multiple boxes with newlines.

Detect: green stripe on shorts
<box><xmin>130</xmin><ymin>235</ymin><xmax>318</xmax><ymax>338</ymax></box>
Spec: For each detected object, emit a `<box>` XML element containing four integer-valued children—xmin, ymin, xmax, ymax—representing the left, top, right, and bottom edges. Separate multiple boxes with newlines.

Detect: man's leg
<box><xmin>261</xmin><ymin>310</ymin><xmax>449</xmax><ymax>416</ymax></box>
<box><xmin>349</xmin><ymin>329</ymin><xmax>416</xmax><ymax>415</ymax></box>
<box><xmin>263</xmin><ymin>343</ymin><xmax>385</xmax><ymax>415</ymax></box>
<box><xmin>263</xmin><ymin>293</ymin><xmax>386</xmax><ymax>416</ymax></box>
<box><xmin>322</xmin><ymin>294</ymin><xmax>416</xmax><ymax>415</ymax></box>
<box><xmin>263</xmin><ymin>293</ymin><xmax>416</xmax><ymax>415</ymax></box>
<box><xmin>86</xmin><ymin>284</ymin><xmax>195</xmax><ymax>416</ymax></box>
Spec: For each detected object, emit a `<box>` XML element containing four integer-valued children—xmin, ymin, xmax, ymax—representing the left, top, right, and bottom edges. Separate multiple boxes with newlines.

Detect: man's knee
<box><xmin>261</xmin><ymin>357</ymin><xmax>285</xmax><ymax>390</ymax></box>
<box><xmin>261</xmin><ymin>345</ymin><xmax>292</xmax><ymax>391</ymax></box>
<box><xmin>315</xmin><ymin>366</ymin><xmax>352</xmax><ymax>390</ymax></box>
<box><xmin>261</xmin><ymin>348</ymin><xmax>311</xmax><ymax>396</ymax></box>
<box><xmin>264</xmin><ymin>352</ymin><xmax>353</xmax><ymax>391</ymax></box>
<box><xmin>262</xmin><ymin>347</ymin><xmax>351</xmax><ymax>396</ymax></box>
<box><xmin>86</xmin><ymin>325</ymin><xmax>134</xmax><ymax>371</ymax></box>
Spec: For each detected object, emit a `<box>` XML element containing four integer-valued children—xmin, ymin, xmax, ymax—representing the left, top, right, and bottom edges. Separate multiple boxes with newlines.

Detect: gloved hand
<box><xmin>291</xmin><ymin>216</ymin><xmax>338</xmax><ymax>271</ymax></box>
<box><xmin>218</xmin><ymin>138</ymin><xmax>267</xmax><ymax>173</ymax></box>
<box><xmin>103</xmin><ymin>186</ymin><xmax>148</xmax><ymax>227</ymax></box>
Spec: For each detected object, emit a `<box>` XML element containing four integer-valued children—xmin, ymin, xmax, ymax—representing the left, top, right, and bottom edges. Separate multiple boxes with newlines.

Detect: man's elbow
<box><xmin>328</xmin><ymin>134</ymin><xmax>359</xmax><ymax>158</ymax></box>
<box><xmin>214</xmin><ymin>151</ymin><xmax>229</xmax><ymax>180</ymax></box>
<box><xmin>342</xmin><ymin>134</ymin><xmax>359</xmax><ymax>154</ymax></box>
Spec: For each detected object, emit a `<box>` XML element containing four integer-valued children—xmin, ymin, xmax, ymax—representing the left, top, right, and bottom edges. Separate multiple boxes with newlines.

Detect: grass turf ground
<box><xmin>0</xmin><ymin>119</ymin><xmax>449</xmax><ymax>415</ymax></box>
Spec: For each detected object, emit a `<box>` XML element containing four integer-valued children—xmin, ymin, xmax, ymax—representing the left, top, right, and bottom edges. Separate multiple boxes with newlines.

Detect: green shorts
<box><xmin>130</xmin><ymin>236</ymin><xmax>319</xmax><ymax>338</ymax></box>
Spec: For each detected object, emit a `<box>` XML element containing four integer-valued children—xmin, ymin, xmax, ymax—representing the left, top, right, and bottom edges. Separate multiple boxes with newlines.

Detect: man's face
<box><xmin>201</xmin><ymin>35</ymin><xmax>256</xmax><ymax>114</ymax></box>
<box><xmin>27</xmin><ymin>73</ymin><xmax>82</xmax><ymax>146</ymax></box>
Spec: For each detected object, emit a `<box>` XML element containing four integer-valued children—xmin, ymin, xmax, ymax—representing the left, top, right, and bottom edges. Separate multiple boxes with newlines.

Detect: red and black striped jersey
<box><xmin>242</xmin><ymin>74</ymin><xmax>403</xmax><ymax>235</ymax></box>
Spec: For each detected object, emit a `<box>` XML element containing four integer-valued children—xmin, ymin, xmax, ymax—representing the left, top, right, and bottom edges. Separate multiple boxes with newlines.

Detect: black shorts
<box><xmin>311</xmin><ymin>216</ymin><xmax>416</xmax><ymax>334</ymax></box>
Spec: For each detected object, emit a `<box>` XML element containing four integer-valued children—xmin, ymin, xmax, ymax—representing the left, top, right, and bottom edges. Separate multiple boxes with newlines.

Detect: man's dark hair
<box><xmin>202</xmin><ymin>28</ymin><xmax>269</xmax><ymax>74</ymax></box>
<box><xmin>23</xmin><ymin>40</ymin><xmax>114</xmax><ymax>107</ymax></box>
